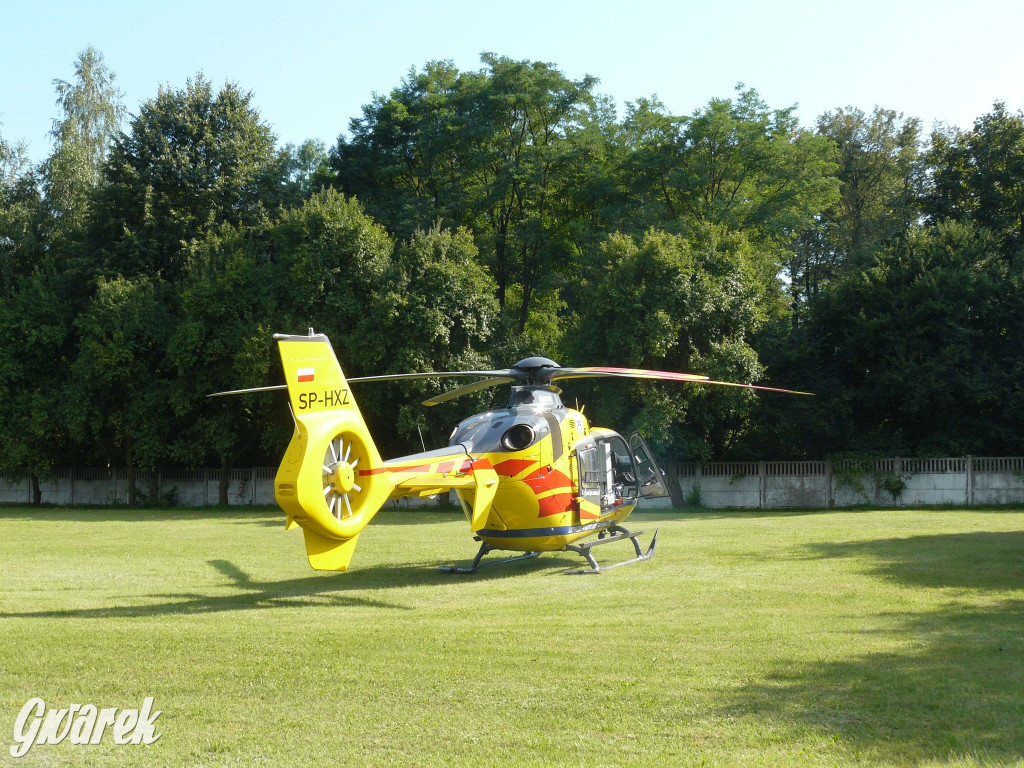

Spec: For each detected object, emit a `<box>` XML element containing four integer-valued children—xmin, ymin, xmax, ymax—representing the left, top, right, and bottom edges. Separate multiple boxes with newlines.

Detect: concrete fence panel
<box><xmin>4</xmin><ymin>457</ymin><xmax>1024</xmax><ymax>509</ymax></box>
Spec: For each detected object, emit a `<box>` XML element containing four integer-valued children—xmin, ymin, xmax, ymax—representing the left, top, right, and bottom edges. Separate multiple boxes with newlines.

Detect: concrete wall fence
<box><xmin>2</xmin><ymin>457</ymin><xmax>1023</xmax><ymax>508</ymax></box>
<box><xmin>0</xmin><ymin>468</ymin><xmax>278</xmax><ymax>507</ymax></box>
<box><xmin>675</xmin><ymin>457</ymin><xmax>1024</xmax><ymax>508</ymax></box>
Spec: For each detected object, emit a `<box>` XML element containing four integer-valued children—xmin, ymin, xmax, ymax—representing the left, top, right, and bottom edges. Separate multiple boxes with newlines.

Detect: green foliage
<box><xmin>831</xmin><ymin>455</ymin><xmax>910</xmax><ymax>504</ymax></box>
<box><xmin>567</xmin><ymin>227</ymin><xmax>764</xmax><ymax>459</ymax></box>
<box><xmin>366</xmin><ymin>225</ymin><xmax>499</xmax><ymax>450</ymax></box>
<box><xmin>622</xmin><ymin>87</ymin><xmax>839</xmax><ymax>247</ymax></box>
<box><xmin>332</xmin><ymin>54</ymin><xmax>599</xmax><ymax>337</ymax></box>
<box><xmin>0</xmin><ymin>270</ymin><xmax>73</xmax><ymax>483</ymax></box>
<box><xmin>786</xmin><ymin>106</ymin><xmax>925</xmax><ymax>318</ymax></box>
<box><xmin>816</xmin><ymin>107</ymin><xmax>924</xmax><ymax>268</ymax></box>
<box><xmin>90</xmin><ymin>74</ymin><xmax>281</xmax><ymax>281</ymax></box>
<box><xmin>0</xmin><ymin>133</ymin><xmax>69</xmax><ymax>491</ymax></box>
<box><xmin>69</xmin><ymin>275</ymin><xmax>175</xmax><ymax>470</ymax></box>
<box><xmin>684</xmin><ymin>482</ymin><xmax>704</xmax><ymax>507</ymax></box>
<box><xmin>167</xmin><ymin>223</ymin><xmax>281</xmax><ymax>467</ymax></box>
<box><xmin>802</xmin><ymin>221</ymin><xmax>1023</xmax><ymax>455</ymax></box>
<box><xmin>927</xmin><ymin>102</ymin><xmax>1024</xmax><ymax>255</ymax></box>
<box><xmin>3</xmin><ymin>51</ymin><xmax>1024</xmax><ymax>478</ymax></box>
<box><xmin>42</xmin><ymin>46</ymin><xmax>126</xmax><ymax>236</ymax></box>
<box><xmin>270</xmin><ymin>189</ymin><xmax>393</xmax><ymax>367</ymax></box>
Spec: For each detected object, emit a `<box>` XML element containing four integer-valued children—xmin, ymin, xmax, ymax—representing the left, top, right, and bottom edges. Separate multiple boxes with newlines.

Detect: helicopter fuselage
<box><xmin>266</xmin><ymin>332</ymin><xmax>676</xmax><ymax>571</ymax></box>
<box><xmin>378</xmin><ymin>386</ymin><xmax>663</xmax><ymax>553</ymax></box>
<box><xmin>216</xmin><ymin>330</ymin><xmax>803</xmax><ymax>571</ymax></box>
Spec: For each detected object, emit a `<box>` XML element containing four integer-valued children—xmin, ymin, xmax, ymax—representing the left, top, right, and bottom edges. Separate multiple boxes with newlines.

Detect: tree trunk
<box><xmin>517</xmin><ymin>280</ymin><xmax>533</xmax><ymax>336</ymax></box>
<box><xmin>661</xmin><ymin>457</ymin><xmax>687</xmax><ymax>510</ymax></box>
<box><xmin>30</xmin><ymin>474</ymin><xmax>41</xmax><ymax>505</ymax></box>
<box><xmin>126</xmin><ymin>436</ymin><xmax>136</xmax><ymax>507</ymax></box>
<box><xmin>219</xmin><ymin>455</ymin><xmax>230</xmax><ymax>506</ymax></box>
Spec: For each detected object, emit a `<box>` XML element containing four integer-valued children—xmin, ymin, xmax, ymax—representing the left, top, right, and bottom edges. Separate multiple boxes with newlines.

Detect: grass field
<box><xmin>1</xmin><ymin>506</ymin><xmax>1022</xmax><ymax>767</ymax></box>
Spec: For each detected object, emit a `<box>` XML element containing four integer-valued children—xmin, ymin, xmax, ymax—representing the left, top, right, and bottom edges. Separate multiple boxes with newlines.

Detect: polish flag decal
<box><xmin>296</xmin><ymin>367</ymin><xmax>315</xmax><ymax>383</ymax></box>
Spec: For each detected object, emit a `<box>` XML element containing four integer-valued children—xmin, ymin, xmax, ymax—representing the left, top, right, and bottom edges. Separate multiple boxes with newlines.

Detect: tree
<box><xmin>42</xmin><ymin>46</ymin><xmax>126</xmax><ymax>238</ymax></box>
<box><xmin>623</xmin><ymin>88</ymin><xmax>838</xmax><ymax>247</ymax></box>
<box><xmin>269</xmin><ymin>189</ymin><xmax>394</xmax><ymax>371</ymax></box>
<box><xmin>463</xmin><ymin>53</ymin><xmax>598</xmax><ymax>332</ymax></box>
<box><xmin>276</xmin><ymin>138</ymin><xmax>330</xmax><ymax>210</ymax></box>
<box><xmin>367</xmin><ymin>225</ymin><xmax>499</xmax><ymax>451</ymax></box>
<box><xmin>783</xmin><ymin>106</ymin><xmax>924</xmax><ymax>323</ymax></box>
<box><xmin>804</xmin><ymin>221</ymin><xmax>1023</xmax><ymax>455</ymax></box>
<box><xmin>331</xmin><ymin>54</ymin><xmax>599</xmax><ymax>338</ymax></box>
<box><xmin>0</xmin><ymin>128</ymin><xmax>42</xmax><ymax>295</ymax></box>
<box><xmin>816</xmin><ymin>107</ymin><xmax>923</xmax><ymax>267</ymax></box>
<box><xmin>69</xmin><ymin>276</ymin><xmax>175</xmax><ymax>504</ymax></box>
<box><xmin>0</xmin><ymin>126</ymin><xmax>70</xmax><ymax>503</ymax></box>
<box><xmin>620</xmin><ymin>87</ymin><xmax>839</xmax><ymax>346</ymax></box>
<box><xmin>927</xmin><ymin>102</ymin><xmax>1024</xmax><ymax>256</ymax></box>
<box><xmin>333</xmin><ymin>60</ymin><xmax>469</xmax><ymax>237</ymax></box>
<box><xmin>90</xmin><ymin>74</ymin><xmax>282</xmax><ymax>282</ymax></box>
<box><xmin>168</xmin><ymin>224</ymin><xmax>281</xmax><ymax>502</ymax></box>
<box><xmin>566</xmin><ymin>227</ymin><xmax>769</xmax><ymax>503</ymax></box>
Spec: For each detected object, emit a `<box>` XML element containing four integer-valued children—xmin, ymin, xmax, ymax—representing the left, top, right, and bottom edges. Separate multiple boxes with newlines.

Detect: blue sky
<box><xmin>3</xmin><ymin>0</ymin><xmax>1023</xmax><ymax>164</ymax></box>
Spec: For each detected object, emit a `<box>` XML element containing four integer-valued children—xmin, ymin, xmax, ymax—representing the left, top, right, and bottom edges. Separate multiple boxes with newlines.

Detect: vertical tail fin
<box><xmin>274</xmin><ymin>331</ymin><xmax>390</xmax><ymax>571</ymax></box>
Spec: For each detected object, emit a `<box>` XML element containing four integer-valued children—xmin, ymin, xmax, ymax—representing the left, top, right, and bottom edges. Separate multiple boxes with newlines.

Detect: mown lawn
<box><xmin>1</xmin><ymin>506</ymin><xmax>1022</xmax><ymax>767</ymax></box>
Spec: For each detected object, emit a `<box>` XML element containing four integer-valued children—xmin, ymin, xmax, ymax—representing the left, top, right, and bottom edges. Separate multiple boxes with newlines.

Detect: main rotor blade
<box><xmin>694</xmin><ymin>379</ymin><xmax>814</xmax><ymax>396</ymax></box>
<box><xmin>551</xmin><ymin>367</ymin><xmax>813</xmax><ymax>395</ymax></box>
<box><xmin>207</xmin><ymin>384</ymin><xmax>288</xmax><ymax>397</ymax></box>
<box><xmin>207</xmin><ymin>369</ymin><xmax>516</xmax><ymax>398</ymax></box>
<box><xmin>421</xmin><ymin>377</ymin><xmax>515</xmax><ymax>407</ymax></box>
<box><xmin>551</xmin><ymin>367</ymin><xmax>710</xmax><ymax>383</ymax></box>
<box><xmin>348</xmin><ymin>369</ymin><xmax>515</xmax><ymax>384</ymax></box>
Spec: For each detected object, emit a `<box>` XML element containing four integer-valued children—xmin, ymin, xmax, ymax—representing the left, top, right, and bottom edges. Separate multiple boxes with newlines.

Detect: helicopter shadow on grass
<box><xmin>0</xmin><ymin>549</ymin><xmax>578</xmax><ymax>621</ymax></box>
<box><xmin>716</xmin><ymin>530</ymin><xmax>1024</xmax><ymax>762</ymax></box>
<box><xmin>228</xmin><ymin>506</ymin><xmax>468</xmax><ymax>528</ymax></box>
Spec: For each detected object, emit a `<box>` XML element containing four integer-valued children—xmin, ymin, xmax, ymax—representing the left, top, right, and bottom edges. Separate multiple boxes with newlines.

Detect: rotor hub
<box><xmin>329</xmin><ymin>462</ymin><xmax>356</xmax><ymax>494</ymax></box>
<box><xmin>512</xmin><ymin>356</ymin><xmax>561</xmax><ymax>385</ymax></box>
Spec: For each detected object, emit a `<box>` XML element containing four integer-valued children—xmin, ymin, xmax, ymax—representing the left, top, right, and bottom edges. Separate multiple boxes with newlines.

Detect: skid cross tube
<box><xmin>561</xmin><ymin>525</ymin><xmax>658</xmax><ymax>575</ymax></box>
<box><xmin>440</xmin><ymin>525</ymin><xmax>658</xmax><ymax>575</ymax></box>
<box><xmin>439</xmin><ymin>541</ymin><xmax>541</xmax><ymax>574</ymax></box>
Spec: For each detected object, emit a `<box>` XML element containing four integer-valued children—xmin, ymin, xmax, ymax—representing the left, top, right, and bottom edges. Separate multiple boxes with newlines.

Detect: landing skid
<box><xmin>439</xmin><ymin>525</ymin><xmax>658</xmax><ymax>575</ymax></box>
<box><xmin>561</xmin><ymin>525</ymin><xmax>658</xmax><ymax>575</ymax></box>
<box><xmin>438</xmin><ymin>542</ymin><xmax>541</xmax><ymax>574</ymax></box>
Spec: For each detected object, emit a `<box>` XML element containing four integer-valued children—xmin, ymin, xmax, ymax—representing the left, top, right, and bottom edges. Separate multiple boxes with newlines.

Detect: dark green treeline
<box><xmin>2</xmin><ymin>49</ymin><xmax>1022</xmax><ymax>503</ymax></box>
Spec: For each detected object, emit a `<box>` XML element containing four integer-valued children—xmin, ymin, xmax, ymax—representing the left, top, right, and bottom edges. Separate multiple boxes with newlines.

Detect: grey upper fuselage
<box><xmin>448</xmin><ymin>386</ymin><xmax>571</xmax><ymax>456</ymax></box>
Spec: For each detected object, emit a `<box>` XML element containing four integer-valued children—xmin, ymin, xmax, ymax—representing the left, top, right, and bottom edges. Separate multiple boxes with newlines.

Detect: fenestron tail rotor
<box><xmin>322</xmin><ymin>434</ymin><xmax>364</xmax><ymax>521</ymax></box>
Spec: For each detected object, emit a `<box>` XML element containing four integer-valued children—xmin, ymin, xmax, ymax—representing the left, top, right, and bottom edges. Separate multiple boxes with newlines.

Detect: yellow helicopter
<box><xmin>213</xmin><ymin>330</ymin><xmax>809</xmax><ymax>574</ymax></box>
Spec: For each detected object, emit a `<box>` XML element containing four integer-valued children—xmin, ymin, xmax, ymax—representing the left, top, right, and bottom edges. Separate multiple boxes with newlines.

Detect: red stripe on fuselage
<box><xmin>523</xmin><ymin>469</ymin><xmax>572</xmax><ymax>494</ymax></box>
<box><xmin>492</xmin><ymin>459</ymin><xmax>536</xmax><ymax>478</ymax></box>
<box><xmin>358</xmin><ymin>457</ymin><xmax>492</xmax><ymax>477</ymax></box>
<box><xmin>537</xmin><ymin>492</ymin><xmax>576</xmax><ymax>518</ymax></box>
